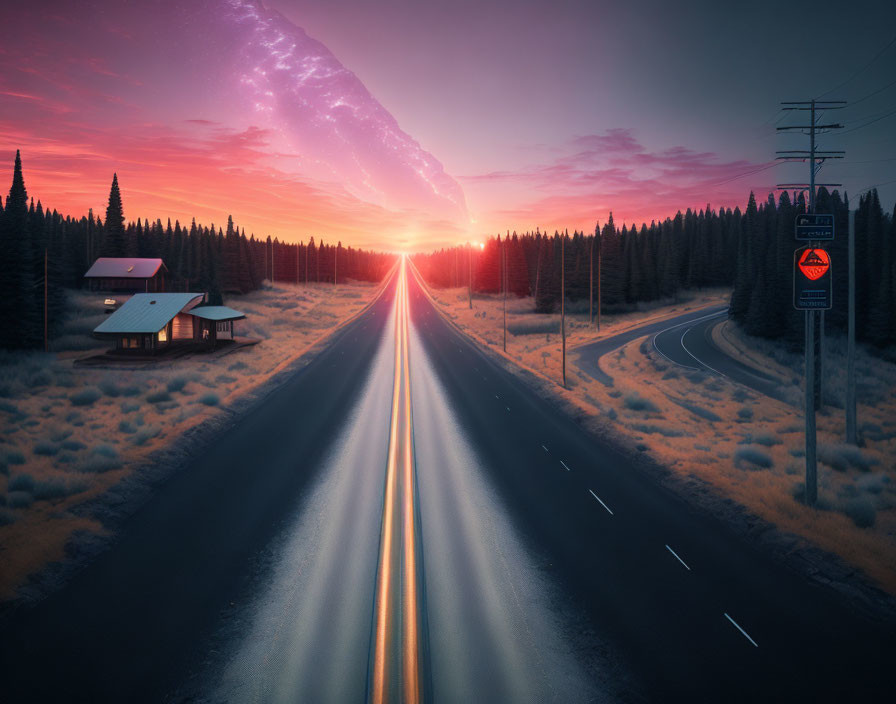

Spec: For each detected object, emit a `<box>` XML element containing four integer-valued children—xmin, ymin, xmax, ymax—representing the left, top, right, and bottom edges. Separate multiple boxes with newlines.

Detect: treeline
<box><xmin>0</xmin><ymin>150</ymin><xmax>395</xmax><ymax>350</ymax></box>
<box><xmin>730</xmin><ymin>189</ymin><xmax>895</xmax><ymax>346</ymax></box>
<box><xmin>414</xmin><ymin>207</ymin><xmax>740</xmax><ymax>313</ymax></box>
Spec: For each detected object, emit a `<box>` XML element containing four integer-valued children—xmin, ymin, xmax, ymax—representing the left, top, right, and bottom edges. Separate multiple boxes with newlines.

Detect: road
<box><xmin>1</xmin><ymin>262</ymin><xmax>894</xmax><ymax>702</ymax></box>
<box><xmin>577</xmin><ymin>304</ymin><xmax>789</xmax><ymax>402</ymax></box>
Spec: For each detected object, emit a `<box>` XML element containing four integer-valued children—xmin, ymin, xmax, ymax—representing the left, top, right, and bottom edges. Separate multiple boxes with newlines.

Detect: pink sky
<box><xmin>2</xmin><ymin>0</ymin><xmax>891</xmax><ymax>251</ymax></box>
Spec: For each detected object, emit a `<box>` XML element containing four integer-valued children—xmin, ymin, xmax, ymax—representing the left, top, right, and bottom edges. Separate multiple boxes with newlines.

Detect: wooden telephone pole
<box><xmin>502</xmin><ymin>235</ymin><xmax>507</xmax><ymax>352</ymax></box>
<box><xmin>561</xmin><ymin>232</ymin><xmax>566</xmax><ymax>388</ymax></box>
<box><xmin>777</xmin><ymin>98</ymin><xmax>845</xmax><ymax>505</ymax></box>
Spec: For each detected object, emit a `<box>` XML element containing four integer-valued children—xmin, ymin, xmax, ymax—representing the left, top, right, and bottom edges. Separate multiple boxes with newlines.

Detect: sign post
<box><xmin>794</xmin><ymin>243</ymin><xmax>831</xmax><ymax>507</ymax></box>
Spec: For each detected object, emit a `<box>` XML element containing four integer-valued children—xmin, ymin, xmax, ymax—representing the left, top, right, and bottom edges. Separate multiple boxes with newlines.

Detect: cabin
<box><xmin>93</xmin><ymin>293</ymin><xmax>205</xmax><ymax>353</ymax></box>
<box><xmin>189</xmin><ymin>306</ymin><xmax>247</xmax><ymax>349</ymax></box>
<box><xmin>84</xmin><ymin>257</ymin><xmax>168</xmax><ymax>293</ymax></box>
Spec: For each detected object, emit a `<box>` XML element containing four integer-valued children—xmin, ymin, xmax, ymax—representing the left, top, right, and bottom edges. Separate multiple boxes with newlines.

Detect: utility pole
<box><xmin>561</xmin><ymin>231</ymin><xmax>567</xmax><ymax>388</ymax></box>
<box><xmin>847</xmin><ymin>209</ymin><xmax>857</xmax><ymax>444</ymax></box>
<box><xmin>777</xmin><ymin>99</ymin><xmax>845</xmax><ymax>409</ymax></box>
<box><xmin>270</xmin><ymin>239</ymin><xmax>275</xmax><ymax>284</ymax></box>
<box><xmin>589</xmin><ymin>228</ymin><xmax>594</xmax><ymax>325</ymax></box>
<box><xmin>468</xmin><ymin>243</ymin><xmax>473</xmax><ymax>309</ymax></box>
<box><xmin>596</xmin><ymin>225</ymin><xmax>602</xmax><ymax>332</ymax></box>
<box><xmin>503</xmin><ymin>235</ymin><xmax>507</xmax><ymax>352</ymax></box>
<box><xmin>296</xmin><ymin>242</ymin><xmax>299</xmax><ymax>285</ymax></box>
<box><xmin>44</xmin><ymin>248</ymin><xmax>48</xmax><ymax>353</ymax></box>
<box><xmin>334</xmin><ymin>243</ymin><xmax>338</xmax><ymax>287</ymax></box>
<box><xmin>304</xmin><ymin>241</ymin><xmax>309</xmax><ymax>284</ymax></box>
<box><xmin>777</xmin><ymin>98</ymin><xmax>845</xmax><ymax>506</ymax></box>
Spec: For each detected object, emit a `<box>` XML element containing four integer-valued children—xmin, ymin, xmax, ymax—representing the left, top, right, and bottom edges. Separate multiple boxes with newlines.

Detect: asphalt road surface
<box><xmin>577</xmin><ymin>304</ymin><xmax>790</xmax><ymax>402</ymax></box>
<box><xmin>575</xmin><ymin>305</ymin><xmax>727</xmax><ymax>385</ymax></box>
<box><xmin>1</xmin><ymin>263</ymin><xmax>893</xmax><ymax>702</ymax></box>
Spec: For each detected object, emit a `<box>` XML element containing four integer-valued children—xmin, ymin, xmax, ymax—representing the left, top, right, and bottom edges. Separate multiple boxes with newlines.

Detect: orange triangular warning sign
<box><xmin>798</xmin><ymin>248</ymin><xmax>829</xmax><ymax>281</ymax></box>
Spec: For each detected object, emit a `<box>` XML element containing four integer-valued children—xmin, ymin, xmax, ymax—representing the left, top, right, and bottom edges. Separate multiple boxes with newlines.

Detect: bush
<box><xmin>735</xmin><ymin>446</ymin><xmax>773</xmax><ymax>470</ymax></box>
<box><xmin>166</xmin><ymin>376</ymin><xmax>189</xmax><ymax>393</ymax></box>
<box><xmin>133</xmin><ymin>426</ymin><xmax>161</xmax><ymax>446</ymax></box>
<box><xmin>121</xmin><ymin>401</ymin><xmax>141</xmax><ymax>413</ymax></box>
<box><xmin>79</xmin><ymin>445</ymin><xmax>122</xmax><ymax>473</ymax></box>
<box><xmin>61</xmin><ymin>440</ymin><xmax>86</xmax><ymax>452</ymax></box>
<box><xmin>818</xmin><ymin>444</ymin><xmax>878</xmax><ymax>473</ymax></box>
<box><xmin>32</xmin><ymin>478</ymin><xmax>87</xmax><ymax>501</ymax></box>
<box><xmin>33</xmin><ymin>440</ymin><xmax>60</xmax><ymax>456</ymax></box>
<box><xmin>507</xmin><ymin>320</ymin><xmax>559</xmax><ymax>336</ymax></box>
<box><xmin>8</xmin><ymin>491</ymin><xmax>34</xmax><ymax>509</ymax></box>
<box><xmin>4</xmin><ymin>450</ymin><xmax>26</xmax><ymax>466</ymax></box>
<box><xmin>146</xmin><ymin>390</ymin><xmax>172</xmax><ymax>404</ymax></box>
<box><xmin>99</xmin><ymin>379</ymin><xmax>122</xmax><ymax>397</ymax></box>
<box><xmin>118</xmin><ymin>420</ymin><xmax>136</xmax><ymax>434</ymax></box>
<box><xmin>9</xmin><ymin>473</ymin><xmax>35</xmax><ymax>493</ymax></box>
<box><xmin>840</xmin><ymin>497</ymin><xmax>876</xmax><ymax>528</ymax></box>
<box><xmin>623</xmin><ymin>393</ymin><xmax>659</xmax><ymax>413</ymax></box>
<box><xmin>228</xmin><ymin>361</ymin><xmax>248</xmax><ymax>371</ymax></box>
<box><xmin>70</xmin><ymin>388</ymin><xmax>102</xmax><ymax>406</ymax></box>
<box><xmin>740</xmin><ymin>432</ymin><xmax>779</xmax><ymax>447</ymax></box>
<box><xmin>631</xmin><ymin>422</ymin><xmax>686</xmax><ymax>437</ymax></box>
<box><xmin>199</xmin><ymin>393</ymin><xmax>220</xmax><ymax>406</ymax></box>
<box><xmin>737</xmin><ymin>406</ymin><xmax>754</xmax><ymax>420</ymax></box>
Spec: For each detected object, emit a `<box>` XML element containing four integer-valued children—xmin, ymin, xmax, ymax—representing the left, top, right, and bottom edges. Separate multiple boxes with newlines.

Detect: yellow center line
<box><xmin>371</xmin><ymin>260</ymin><xmax>421</xmax><ymax>704</ymax></box>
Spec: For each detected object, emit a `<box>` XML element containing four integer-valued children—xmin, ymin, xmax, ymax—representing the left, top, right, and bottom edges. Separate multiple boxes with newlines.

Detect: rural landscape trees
<box><xmin>0</xmin><ymin>151</ymin><xmax>394</xmax><ymax>350</ymax></box>
<box><xmin>414</xmin><ymin>190</ymin><xmax>896</xmax><ymax>345</ymax></box>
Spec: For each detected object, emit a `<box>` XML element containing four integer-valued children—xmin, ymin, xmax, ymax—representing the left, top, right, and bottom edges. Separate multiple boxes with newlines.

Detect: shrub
<box><xmin>631</xmin><ymin>422</ymin><xmax>686</xmax><ymax>437</ymax></box>
<box><xmin>840</xmin><ymin>497</ymin><xmax>876</xmax><ymax>528</ymax></box>
<box><xmin>8</xmin><ymin>491</ymin><xmax>34</xmax><ymax>509</ymax></box>
<box><xmin>70</xmin><ymin>388</ymin><xmax>102</xmax><ymax>406</ymax></box>
<box><xmin>61</xmin><ymin>440</ymin><xmax>86</xmax><ymax>452</ymax></box>
<box><xmin>32</xmin><ymin>478</ymin><xmax>87</xmax><ymax>501</ymax></box>
<box><xmin>735</xmin><ymin>446</ymin><xmax>773</xmax><ymax>470</ymax></box>
<box><xmin>121</xmin><ymin>386</ymin><xmax>141</xmax><ymax>397</ymax></box>
<box><xmin>9</xmin><ymin>473</ymin><xmax>35</xmax><ymax>493</ymax></box>
<box><xmin>99</xmin><ymin>379</ymin><xmax>122</xmax><ymax>397</ymax></box>
<box><xmin>79</xmin><ymin>446</ymin><xmax>122</xmax><ymax>473</ymax></box>
<box><xmin>121</xmin><ymin>401</ymin><xmax>141</xmax><ymax>413</ymax></box>
<box><xmin>28</xmin><ymin>369</ymin><xmax>53</xmax><ymax>387</ymax></box>
<box><xmin>146</xmin><ymin>390</ymin><xmax>172</xmax><ymax>404</ymax></box>
<box><xmin>507</xmin><ymin>320</ymin><xmax>558</xmax><ymax>336</ymax></box>
<box><xmin>33</xmin><ymin>440</ymin><xmax>60</xmax><ymax>456</ymax></box>
<box><xmin>4</xmin><ymin>450</ymin><xmax>26</xmax><ymax>466</ymax></box>
<box><xmin>118</xmin><ymin>420</ymin><xmax>136</xmax><ymax>434</ymax></box>
<box><xmin>737</xmin><ymin>406</ymin><xmax>754</xmax><ymax>420</ymax></box>
<box><xmin>166</xmin><ymin>376</ymin><xmax>189</xmax><ymax>393</ymax></box>
<box><xmin>215</xmin><ymin>375</ymin><xmax>236</xmax><ymax>384</ymax></box>
<box><xmin>817</xmin><ymin>444</ymin><xmax>878</xmax><ymax>473</ymax></box>
<box><xmin>199</xmin><ymin>393</ymin><xmax>220</xmax><ymax>406</ymax></box>
<box><xmin>133</xmin><ymin>426</ymin><xmax>161</xmax><ymax>446</ymax></box>
<box><xmin>228</xmin><ymin>361</ymin><xmax>248</xmax><ymax>371</ymax></box>
<box><xmin>623</xmin><ymin>393</ymin><xmax>659</xmax><ymax>413</ymax></box>
<box><xmin>740</xmin><ymin>432</ymin><xmax>779</xmax><ymax>447</ymax></box>
<box><xmin>50</xmin><ymin>429</ymin><xmax>73</xmax><ymax>442</ymax></box>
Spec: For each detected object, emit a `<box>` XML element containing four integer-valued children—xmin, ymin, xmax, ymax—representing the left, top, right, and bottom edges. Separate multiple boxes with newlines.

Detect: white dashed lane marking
<box><xmin>588</xmin><ymin>490</ymin><xmax>614</xmax><ymax>515</ymax></box>
<box><xmin>665</xmin><ymin>544</ymin><xmax>691</xmax><ymax>571</ymax></box>
<box><xmin>724</xmin><ymin>613</ymin><xmax>759</xmax><ymax>648</ymax></box>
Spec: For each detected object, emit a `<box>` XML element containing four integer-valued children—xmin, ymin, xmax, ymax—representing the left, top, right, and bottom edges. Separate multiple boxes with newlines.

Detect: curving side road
<box><xmin>574</xmin><ymin>304</ymin><xmax>727</xmax><ymax>385</ymax></box>
<box><xmin>576</xmin><ymin>302</ymin><xmax>790</xmax><ymax>402</ymax></box>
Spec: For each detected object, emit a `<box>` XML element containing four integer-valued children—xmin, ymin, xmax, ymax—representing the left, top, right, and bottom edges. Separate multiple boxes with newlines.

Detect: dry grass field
<box><xmin>425</xmin><ymin>284</ymin><xmax>896</xmax><ymax>595</ymax></box>
<box><xmin>0</xmin><ymin>278</ymin><xmax>383</xmax><ymax>599</ymax></box>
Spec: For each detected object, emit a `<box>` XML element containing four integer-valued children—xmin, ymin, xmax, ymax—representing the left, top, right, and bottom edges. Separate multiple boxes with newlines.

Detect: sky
<box><xmin>1</xmin><ymin>0</ymin><xmax>894</xmax><ymax>251</ymax></box>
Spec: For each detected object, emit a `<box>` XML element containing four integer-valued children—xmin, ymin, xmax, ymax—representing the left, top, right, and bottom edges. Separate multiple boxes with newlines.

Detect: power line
<box><xmin>816</xmin><ymin>33</ymin><xmax>896</xmax><ymax>99</ymax></box>
<box><xmin>712</xmin><ymin>161</ymin><xmax>781</xmax><ymax>187</ymax></box>
<box><xmin>840</xmin><ymin>105</ymin><xmax>896</xmax><ymax>135</ymax></box>
<box><xmin>844</xmin><ymin>75</ymin><xmax>896</xmax><ymax>108</ymax></box>
<box><xmin>855</xmin><ymin>177</ymin><xmax>896</xmax><ymax>196</ymax></box>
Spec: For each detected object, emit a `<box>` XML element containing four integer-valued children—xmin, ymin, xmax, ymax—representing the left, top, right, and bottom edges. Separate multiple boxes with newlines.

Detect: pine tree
<box><xmin>101</xmin><ymin>173</ymin><xmax>126</xmax><ymax>257</ymax></box>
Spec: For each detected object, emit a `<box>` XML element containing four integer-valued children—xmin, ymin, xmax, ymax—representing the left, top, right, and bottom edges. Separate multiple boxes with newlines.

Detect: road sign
<box><xmin>794</xmin><ymin>247</ymin><xmax>832</xmax><ymax>310</ymax></box>
<box><xmin>795</xmin><ymin>213</ymin><xmax>834</xmax><ymax>241</ymax></box>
